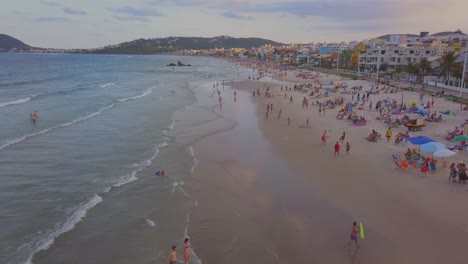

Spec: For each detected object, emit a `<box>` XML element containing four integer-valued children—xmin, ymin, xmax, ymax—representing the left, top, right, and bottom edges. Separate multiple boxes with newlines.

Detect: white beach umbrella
<box><xmin>433</xmin><ymin>149</ymin><xmax>456</xmax><ymax>158</ymax></box>
<box><xmin>420</xmin><ymin>142</ymin><xmax>446</xmax><ymax>153</ymax></box>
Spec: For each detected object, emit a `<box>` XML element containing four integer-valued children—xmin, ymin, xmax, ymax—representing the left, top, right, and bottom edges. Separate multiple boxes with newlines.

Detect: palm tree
<box><xmin>439</xmin><ymin>51</ymin><xmax>458</xmax><ymax>84</ymax></box>
<box><xmin>394</xmin><ymin>65</ymin><xmax>405</xmax><ymax>80</ymax></box>
<box><xmin>406</xmin><ymin>60</ymin><xmax>419</xmax><ymax>82</ymax></box>
<box><xmin>453</xmin><ymin>63</ymin><xmax>464</xmax><ymax>85</ymax></box>
<box><xmin>417</xmin><ymin>58</ymin><xmax>432</xmax><ymax>83</ymax></box>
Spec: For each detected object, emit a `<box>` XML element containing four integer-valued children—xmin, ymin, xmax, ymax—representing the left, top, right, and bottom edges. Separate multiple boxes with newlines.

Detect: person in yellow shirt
<box><xmin>386</xmin><ymin>128</ymin><xmax>392</xmax><ymax>142</ymax></box>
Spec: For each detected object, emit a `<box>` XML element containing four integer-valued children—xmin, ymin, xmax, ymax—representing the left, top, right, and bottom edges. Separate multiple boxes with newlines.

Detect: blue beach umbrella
<box><xmin>406</xmin><ymin>136</ymin><xmax>435</xmax><ymax>145</ymax></box>
<box><xmin>414</xmin><ymin>109</ymin><xmax>428</xmax><ymax>115</ymax></box>
<box><xmin>440</xmin><ymin>110</ymin><xmax>456</xmax><ymax>116</ymax></box>
<box><xmin>420</xmin><ymin>142</ymin><xmax>446</xmax><ymax>153</ymax></box>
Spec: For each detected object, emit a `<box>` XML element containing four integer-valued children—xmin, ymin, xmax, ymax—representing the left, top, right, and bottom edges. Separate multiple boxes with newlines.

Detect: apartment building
<box><xmin>358</xmin><ymin>43</ymin><xmax>444</xmax><ymax>73</ymax></box>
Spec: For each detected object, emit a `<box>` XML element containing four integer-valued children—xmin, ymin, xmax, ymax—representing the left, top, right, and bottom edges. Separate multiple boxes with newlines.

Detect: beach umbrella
<box><xmin>420</xmin><ymin>142</ymin><xmax>446</xmax><ymax>153</ymax></box>
<box><xmin>408</xmin><ymin>100</ymin><xmax>419</xmax><ymax>105</ymax></box>
<box><xmin>414</xmin><ymin>109</ymin><xmax>428</xmax><ymax>115</ymax></box>
<box><xmin>406</xmin><ymin>136</ymin><xmax>435</xmax><ymax>145</ymax></box>
<box><xmin>440</xmin><ymin>110</ymin><xmax>456</xmax><ymax>116</ymax></box>
<box><xmin>453</xmin><ymin>135</ymin><xmax>468</xmax><ymax>142</ymax></box>
<box><xmin>433</xmin><ymin>149</ymin><xmax>456</xmax><ymax>158</ymax></box>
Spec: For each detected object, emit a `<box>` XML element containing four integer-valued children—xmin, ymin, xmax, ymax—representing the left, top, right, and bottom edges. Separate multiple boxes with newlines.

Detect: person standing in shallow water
<box><xmin>183</xmin><ymin>238</ymin><xmax>191</xmax><ymax>264</ymax></box>
<box><xmin>168</xmin><ymin>245</ymin><xmax>181</xmax><ymax>264</ymax></box>
<box><xmin>348</xmin><ymin>222</ymin><xmax>360</xmax><ymax>249</ymax></box>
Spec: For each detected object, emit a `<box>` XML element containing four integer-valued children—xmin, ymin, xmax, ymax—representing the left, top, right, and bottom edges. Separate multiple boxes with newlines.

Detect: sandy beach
<box><xmin>189</xmin><ymin>63</ymin><xmax>468</xmax><ymax>263</ymax></box>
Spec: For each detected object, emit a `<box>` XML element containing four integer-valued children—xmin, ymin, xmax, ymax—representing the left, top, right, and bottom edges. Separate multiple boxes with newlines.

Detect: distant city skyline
<box><xmin>2</xmin><ymin>0</ymin><xmax>468</xmax><ymax>49</ymax></box>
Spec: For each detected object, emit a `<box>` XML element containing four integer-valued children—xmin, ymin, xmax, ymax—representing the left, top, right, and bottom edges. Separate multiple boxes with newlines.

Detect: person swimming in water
<box><xmin>155</xmin><ymin>170</ymin><xmax>165</xmax><ymax>176</ymax></box>
<box><xmin>31</xmin><ymin>111</ymin><xmax>38</xmax><ymax>124</ymax></box>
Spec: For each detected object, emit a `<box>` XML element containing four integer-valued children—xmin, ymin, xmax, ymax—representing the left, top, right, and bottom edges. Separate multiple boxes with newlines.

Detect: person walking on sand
<box><xmin>334</xmin><ymin>142</ymin><xmax>340</xmax><ymax>157</ymax></box>
<box><xmin>348</xmin><ymin>222</ymin><xmax>360</xmax><ymax>249</ymax></box>
<box><xmin>386</xmin><ymin>128</ymin><xmax>392</xmax><ymax>142</ymax></box>
<box><xmin>306</xmin><ymin>117</ymin><xmax>309</xmax><ymax>127</ymax></box>
<box><xmin>346</xmin><ymin>142</ymin><xmax>351</xmax><ymax>155</ymax></box>
<box><xmin>290</xmin><ymin>96</ymin><xmax>293</xmax><ymax>104</ymax></box>
<box><xmin>319</xmin><ymin>105</ymin><xmax>322</xmax><ymax>116</ymax></box>
<box><xmin>168</xmin><ymin>245</ymin><xmax>182</xmax><ymax>264</ymax></box>
<box><xmin>321</xmin><ymin>130</ymin><xmax>327</xmax><ymax>146</ymax></box>
<box><xmin>264</xmin><ymin>111</ymin><xmax>269</xmax><ymax>120</ymax></box>
<box><xmin>288</xmin><ymin>118</ymin><xmax>291</xmax><ymax>126</ymax></box>
<box><xmin>340</xmin><ymin>132</ymin><xmax>346</xmax><ymax>143</ymax></box>
<box><xmin>277</xmin><ymin>109</ymin><xmax>282</xmax><ymax>119</ymax></box>
<box><xmin>183</xmin><ymin>238</ymin><xmax>191</xmax><ymax>264</ymax></box>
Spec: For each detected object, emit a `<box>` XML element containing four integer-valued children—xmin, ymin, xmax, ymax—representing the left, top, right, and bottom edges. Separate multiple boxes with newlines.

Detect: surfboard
<box><xmin>359</xmin><ymin>223</ymin><xmax>365</xmax><ymax>239</ymax></box>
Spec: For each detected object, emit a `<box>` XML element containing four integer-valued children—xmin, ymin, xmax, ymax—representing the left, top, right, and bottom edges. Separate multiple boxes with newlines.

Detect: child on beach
<box><xmin>334</xmin><ymin>142</ymin><xmax>340</xmax><ymax>157</ymax></box>
<box><xmin>346</xmin><ymin>142</ymin><xmax>351</xmax><ymax>154</ymax></box>
<box><xmin>348</xmin><ymin>222</ymin><xmax>360</xmax><ymax>249</ymax></box>
<box><xmin>386</xmin><ymin>128</ymin><xmax>392</xmax><ymax>142</ymax></box>
<box><xmin>321</xmin><ymin>131</ymin><xmax>327</xmax><ymax>146</ymax></box>
<box><xmin>168</xmin><ymin>245</ymin><xmax>181</xmax><ymax>264</ymax></box>
<box><xmin>340</xmin><ymin>132</ymin><xmax>346</xmax><ymax>143</ymax></box>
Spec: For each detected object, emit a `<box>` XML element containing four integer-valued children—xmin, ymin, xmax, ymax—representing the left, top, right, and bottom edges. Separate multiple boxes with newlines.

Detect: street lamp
<box><xmin>376</xmin><ymin>46</ymin><xmax>381</xmax><ymax>81</ymax></box>
<box><xmin>461</xmin><ymin>36</ymin><xmax>467</xmax><ymax>88</ymax></box>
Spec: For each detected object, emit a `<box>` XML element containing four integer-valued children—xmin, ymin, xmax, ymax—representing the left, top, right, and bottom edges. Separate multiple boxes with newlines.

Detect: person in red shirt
<box><xmin>334</xmin><ymin>142</ymin><xmax>340</xmax><ymax>157</ymax></box>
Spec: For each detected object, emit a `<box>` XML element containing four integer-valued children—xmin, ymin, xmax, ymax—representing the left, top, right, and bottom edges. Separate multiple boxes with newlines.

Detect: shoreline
<box><xmin>189</xmin><ymin>62</ymin><xmax>468</xmax><ymax>263</ymax></box>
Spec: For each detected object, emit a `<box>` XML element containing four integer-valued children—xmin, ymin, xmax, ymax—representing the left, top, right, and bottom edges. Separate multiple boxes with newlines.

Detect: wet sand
<box><xmin>189</xmin><ymin>77</ymin><xmax>468</xmax><ymax>263</ymax></box>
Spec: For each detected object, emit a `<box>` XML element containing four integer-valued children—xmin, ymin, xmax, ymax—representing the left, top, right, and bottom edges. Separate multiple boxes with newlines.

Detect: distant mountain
<box><xmin>376</xmin><ymin>31</ymin><xmax>467</xmax><ymax>40</ymax></box>
<box><xmin>376</xmin><ymin>33</ymin><xmax>419</xmax><ymax>40</ymax></box>
<box><xmin>0</xmin><ymin>34</ymin><xmax>31</xmax><ymax>52</ymax></box>
<box><xmin>88</xmin><ymin>36</ymin><xmax>285</xmax><ymax>54</ymax></box>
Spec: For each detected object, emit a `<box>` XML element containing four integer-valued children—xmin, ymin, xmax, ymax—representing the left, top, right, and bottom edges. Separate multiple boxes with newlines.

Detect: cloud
<box><xmin>14</xmin><ymin>11</ymin><xmax>30</xmax><ymax>15</ymax></box>
<box><xmin>39</xmin><ymin>0</ymin><xmax>60</xmax><ymax>6</ymax></box>
<box><xmin>148</xmin><ymin>0</ymin><xmax>249</xmax><ymax>8</ymax></box>
<box><xmin>111</xmin><ymin>6</ymin><xmax>162</xmax><ymax>16</ymax></box>
<box><xmin>36</xmin><ymin>17</ymin><xmax>70</xmax><ymax>22</ymax></box>
<box><xmin>112</xmin><ymin>16</ymin><xmax>150</xmax><ymax>22</ymax></box>
<box><xmin>63</xmin><ymin>7</ymin><xmax>87</xmax><ymax>15</ymax></box>
<box><xmin>222</xmin><ymin>11</ymin><xmax>254</xmax><ymax>20</ymax></box>
<box><xmin>240</xmin><ymin>0</ymin><xmax>423</xmax><ymax>22</ymax></box>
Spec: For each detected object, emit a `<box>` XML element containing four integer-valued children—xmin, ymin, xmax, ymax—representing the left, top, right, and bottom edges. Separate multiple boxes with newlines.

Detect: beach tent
<box><xmin>415</xmin><ymin>109</ymin><xmax>428</xmax><ymax>115</ymax></box>
<box><xmin>406</xmin><ymin>136</ymin><xmax>435</xmax><ymax>145</ymax></box>
<box><xmin>440</xmin><ymin>110</ymin><xmax>456</xmax><ymax>116</ymax></box>
<box><xmin>453</xmin><ymin>135</ymin><xmax>468</xmax><ymax>142</ymax></box>
<box><xmin>420</xmin><ymin>142</ymin><xmax>446</xmax><ymax>153</ymax></box>
<box><xmin>433</xmin><ymin>149</ymin><xmax>456</xmax><ymax>158</ymax></box>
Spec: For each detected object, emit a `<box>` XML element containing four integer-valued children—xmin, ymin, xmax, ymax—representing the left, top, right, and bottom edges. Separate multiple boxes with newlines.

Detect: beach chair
<box><xmin>394</xmin><ymin>159</ymin><xmax>408</xmax><ymax>170</ymax></box>
<box><xmin>420</xmin><ymin>165</ymin><xmax>429</xmax><ymax>175</ymax></box>
<box><xmin>429</xmin><ymin>161</ymin><xmax>436</xmax><ymax>173</ymax></box>
<box><xmin>401</xmin><ymin>161</ymin><xmax>409</xmax><ymax>170</ymax></box>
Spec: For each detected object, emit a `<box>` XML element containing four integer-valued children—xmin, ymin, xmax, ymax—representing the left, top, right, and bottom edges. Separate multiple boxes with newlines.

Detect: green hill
<box><xmin>0</xmin><ymin>34</ymin><xmax>31</xmax><ymax>52</ymax></box>
<box><xmin>89</xmin><ymin>36</ymin><xmax>285</xmax><ymax>54</ymax></box>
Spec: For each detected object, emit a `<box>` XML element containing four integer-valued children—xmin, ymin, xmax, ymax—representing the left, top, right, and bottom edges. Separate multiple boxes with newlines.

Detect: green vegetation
<box><xmin>0</xmin><ymin>34</ymin><xmax>30</xmax><ymax>51</ymax></box>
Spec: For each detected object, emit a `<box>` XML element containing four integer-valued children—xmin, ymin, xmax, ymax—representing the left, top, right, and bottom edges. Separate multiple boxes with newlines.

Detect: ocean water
<box><xmin>0</xmin><ymin>54</ymin><xmax>250</xmax><ymax>264</ymax></box>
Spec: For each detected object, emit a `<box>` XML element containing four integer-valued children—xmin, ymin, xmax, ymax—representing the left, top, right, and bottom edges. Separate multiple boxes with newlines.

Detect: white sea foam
<box><xmin>0</xmin><ymin>97</ymin><xmax>31</xmax><ymax>108</ymax></box>
<box><xmin>99</xmin><ymin>83</ymin><xmax>115</xmax><ymax>88</ymax></box>
<box><xmin>168</xmin><ymin>120</ymin><xmax>175</xmax><ymax>130</ymax></box>
<box><xmin>171</xmin><ymin>181</ymin><xmax>184</xmax><ymax>193</ymax></box>
<box><xmin>24</xmin><ymin>194</ymin><xmax>103</xmax><ymax>264</ymax></box>
<box><xmin>0</xmin><ymin>104</ymin><xmax>114</xmax><ymax>151</ymax></box>
<box><xmin>112</xmin><ymin>140</ymin><xmax>168</xmax><ymax>188</ymax></box>
<box><xmin>189</xmin><ymin>146</ymin><xmax>199</xmax><ymax>174</ymax></box>
<box><xmin>145</xmin><ymin>218</ymin><xmax>156</xmax><ymax>228</ymax></box>
<box><xmin>117</xmin><ymin>88</ymin><xmax>152</xmax><ymax>102</ymax></box>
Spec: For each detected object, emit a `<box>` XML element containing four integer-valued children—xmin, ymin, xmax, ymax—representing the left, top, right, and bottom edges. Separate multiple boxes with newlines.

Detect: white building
<box><xmin>359</xmin><ymin>43</ymin><xmax>444</xmax><ymax>73</ymax></box>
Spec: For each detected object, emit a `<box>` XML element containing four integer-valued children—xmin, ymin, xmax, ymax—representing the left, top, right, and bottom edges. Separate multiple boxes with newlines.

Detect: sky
<box><xmin>2</xmin><ymin>0</ymin><xmax>468</xmax><ymax>49</ymax></box>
